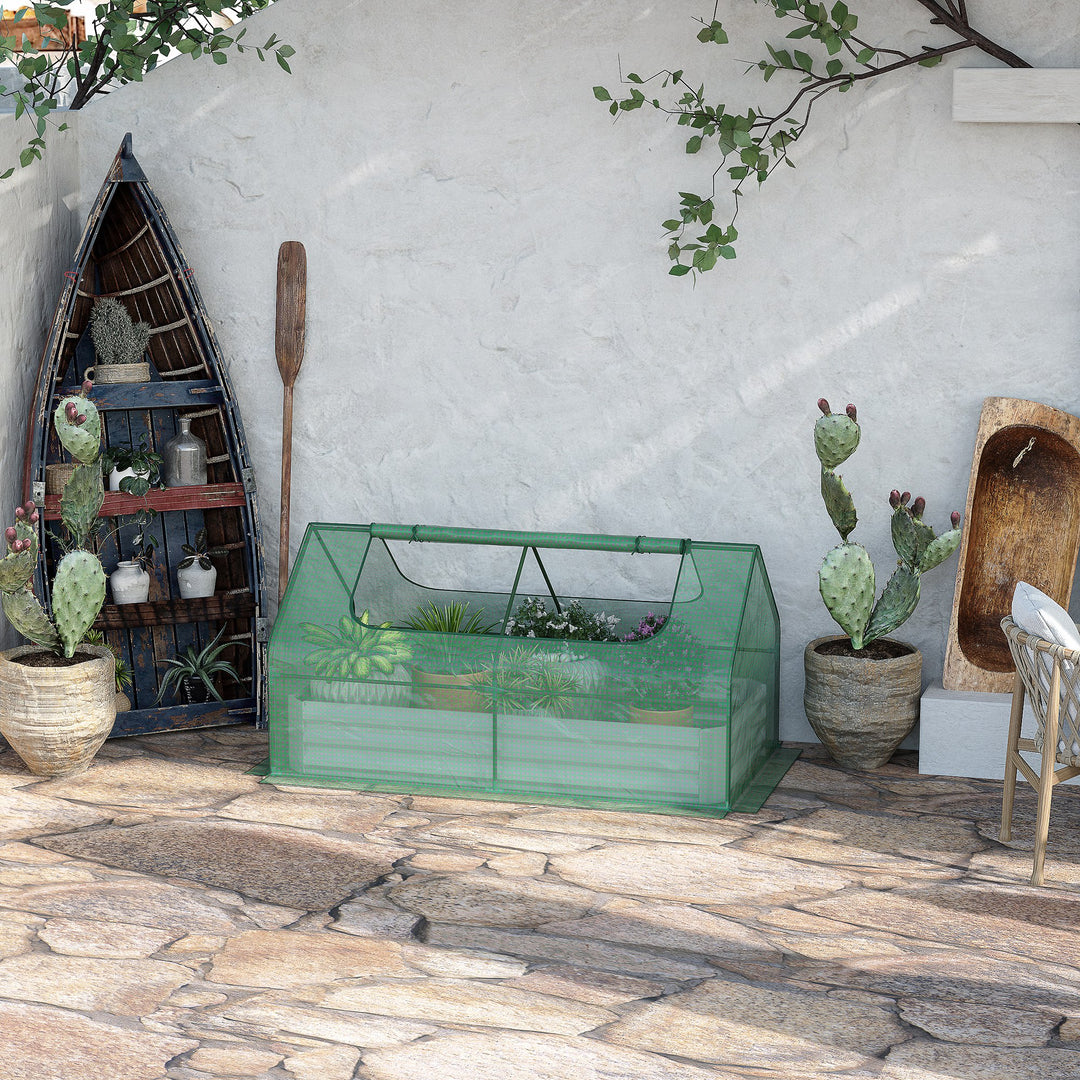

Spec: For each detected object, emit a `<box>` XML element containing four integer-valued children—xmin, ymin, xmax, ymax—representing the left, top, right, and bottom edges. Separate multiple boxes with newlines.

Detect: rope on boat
<box><xmin>77</xmin><ymin>272</ymin><xmax>171</xmax><ymax>299</ymax></box>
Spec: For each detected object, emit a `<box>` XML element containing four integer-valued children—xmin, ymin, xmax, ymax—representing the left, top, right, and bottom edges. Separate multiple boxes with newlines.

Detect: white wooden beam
<box><xmin>953</xmin><ymin>68</ymin><xmax>1080</xmax><ymax>123</ymax></box>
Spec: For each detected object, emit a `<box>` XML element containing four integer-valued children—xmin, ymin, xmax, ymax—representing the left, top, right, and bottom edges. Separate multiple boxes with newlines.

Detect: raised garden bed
<box><xmin>266</xmin><ymin>523</ymin><xmax>796</xmax><ymax>817</ymax></box>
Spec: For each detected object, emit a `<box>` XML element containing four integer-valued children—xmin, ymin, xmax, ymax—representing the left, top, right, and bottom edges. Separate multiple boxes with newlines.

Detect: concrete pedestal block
<box><xmin>919</xmin><ymin>682</ymin><xmax>1080</xmax><ymax>784</ymax></box>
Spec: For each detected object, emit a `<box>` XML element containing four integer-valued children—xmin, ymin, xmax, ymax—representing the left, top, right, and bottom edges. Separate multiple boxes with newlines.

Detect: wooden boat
<box><xmin>22</xmin><ymin>135</ymin><xmax>267</xmax><ymax>735</ymax></box>
<box><xmin>942</xmin><ymin>397</ymin><xmax>1080</xmax><ymax>693</ymax></box>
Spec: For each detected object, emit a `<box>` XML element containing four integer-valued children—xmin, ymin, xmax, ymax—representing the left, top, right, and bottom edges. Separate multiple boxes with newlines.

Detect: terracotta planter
<box><xmin>411</xmin><ymin>669</ymin><xmax>489</xmax><ymax>712</ymax></box>
<box><xmin>803</xmin><ymin>636</ymin><xmax>922</xmax><ymax>770</ymax></box>
<box><xmin>0</xmin><ymin>645</ymin><xmax>116</xmax><ymax>777</ymax></box>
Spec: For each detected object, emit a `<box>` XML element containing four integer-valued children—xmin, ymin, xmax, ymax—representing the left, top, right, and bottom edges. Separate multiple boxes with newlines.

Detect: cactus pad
<box><xmin>1</xmin><ymin>589</ymin><xmax>61</xmax><ymax>652</ymax></box>
<box><xmin>864</xmin><ymin>566</ymin><xmax>921</xmax><ymax>646</ymax></box>
<box><xmin>918</xmin><ymin>527</ymin><xmax>962</xmax><ymax>573</ymax></box>
<box><xmin>53</xmin><ymin>395</ymin><xmax>102</xmax><ymax>464</ymax></box>
<box><xmin>52</xmin><ymin>549</ymin><xmax>107</xmax><ymax>658</ymax></box>
<box><xmin>59</xmin><ymin>462</ymin><xmax>105</xmax><ymax>549</ymax></box>
<box><xmin>819</xmin><ymin>542</ymin><xmax>875</xmax><ymax>649</ymax></box>
<box><xmin>820</xmin><ymin>466</ymin><xmax>857</xmax><ymax>540</ymax></box>
<box><xmin>814</xmin><ymin>412</ymin><xmax>860</xmax><ymax>469</ymax></box>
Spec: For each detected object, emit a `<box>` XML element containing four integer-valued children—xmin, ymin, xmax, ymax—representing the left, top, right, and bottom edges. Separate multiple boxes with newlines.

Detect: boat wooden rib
<box><xmin>22</xmin><ymin>134</ymin><xmax>266</xmax><ymax>735</ymax></box>
<box><xmin>942</xmin><ymin>397</ymin><xmax>1080</xmax><ymax>693</ymax></box>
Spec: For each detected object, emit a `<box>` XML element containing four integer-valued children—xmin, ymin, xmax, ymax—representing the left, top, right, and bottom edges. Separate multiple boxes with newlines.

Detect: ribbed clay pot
<box><xmin>0</xmin><ymin>645</ymin><xmax>116</xmax><ymax>777</ymax></box>
<box><xmin>803</xmin><ymin>635</ymin><xmax>921</xmax><ymax>770</ymax></box>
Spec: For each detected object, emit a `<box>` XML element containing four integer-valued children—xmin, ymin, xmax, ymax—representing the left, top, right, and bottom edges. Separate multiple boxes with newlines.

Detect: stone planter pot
<box><xmin>0</xmin><ymin>645</ymin><xmax>116</xmax><ymax>777</ymax></box>
<box><xmin>803</xmin><ymin>635</ymin><xmax>922</xmax><ymax>770</ymax></box>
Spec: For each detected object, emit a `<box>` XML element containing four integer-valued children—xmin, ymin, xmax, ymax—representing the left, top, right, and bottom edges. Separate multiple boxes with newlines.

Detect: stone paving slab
<box><xmin>0</xmin><ymin>734</ymin><xmax>1078</xmax><ymax>1079</ymax></box>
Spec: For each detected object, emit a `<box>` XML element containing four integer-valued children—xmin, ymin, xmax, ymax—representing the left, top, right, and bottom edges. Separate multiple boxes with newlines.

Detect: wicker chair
<box><xmin>1000</xmin><ymin>616</ymin><xmax>1080</xmax><ymax>885</ymax></box>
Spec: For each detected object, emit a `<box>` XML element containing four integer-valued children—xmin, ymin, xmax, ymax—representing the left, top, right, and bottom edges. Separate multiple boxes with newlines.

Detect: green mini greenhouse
<box><xmin>266</xmin><ymin>523</ymin><xmax>796</xmax><ymax>816</ymax></box>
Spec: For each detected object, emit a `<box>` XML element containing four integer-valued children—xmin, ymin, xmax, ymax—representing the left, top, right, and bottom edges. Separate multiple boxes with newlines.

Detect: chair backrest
<box><xmin>1001</xmin><ymin>616</ymin><xmax>1080</xmax><ymax>766</ymax></box>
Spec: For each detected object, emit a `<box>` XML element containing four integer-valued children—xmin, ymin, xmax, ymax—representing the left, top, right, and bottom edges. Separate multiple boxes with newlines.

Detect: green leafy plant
<box><xmin>1</xmin><ymin>2</ymin><xmax>294</xmax><ymax>178</ymax></box>
<box><xmin>101</xmin><ymin>435</ymin><xmax>164</xmax><ymax>497</ymax></box>
<box><xmin>301</xmin><ymin>610</ymin><xmax>412</xmax><ymax>680</ymax></box>
<box><xmin>595</xmin><ymin>2</ymin><xmax>1032</xmax><ymax>276</ymax></box>
<box><xmin>89</xmin><ymin>298</ymin><xmax>151</xmax><ymax>365</ymax></box>
<box><xmin>405</xmin><ymin>600</ymin><xmax>499</xmax><ymax>635</ymax></box>
<box><xmin>480</xmin><ymin>645</ymin><xmax>581</xmax><ymax>718</ymax></box>
<box><xmin>815</xmin><ymin>398</ymin><xmax>962</xmax><ymax>651</ymax></box>
<box><xmin>404</xmin><ymin>600</ymin><xmax>499</xmax><ymax>677</ymax></box>
<box><xmin>178</xmin><ymin>527</ymin><xmax>228</xmax><ymax>571</ymax></box>
<box><xmin>505</xmin><ymin>597</ymin><xmax>620</xmax><ymax>642</ymax></box>
<box><xmin>153</xmin><ymin>623</ymin><xmax>245</xmax><ymax>704</ymax></box>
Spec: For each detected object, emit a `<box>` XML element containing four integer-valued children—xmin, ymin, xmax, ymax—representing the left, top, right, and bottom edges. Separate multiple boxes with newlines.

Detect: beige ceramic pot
<box><xmin>627</xmin><ymin>704</ymin><xmax>694</xmax><ymax>726</ymax></box>
<box><xmin>0</xmin><ymin>645</ymin><xmax>116</xmax><ymax>777</ymax></box>
<box><xmin>411</xmin><ymin>669</ymin><xmax>489</xmax><ymax>712</ymax></box>
<box><xmin>803</xmin><ymin>635</ymin><xmax>921</xmax><ymax>770</ymax></box>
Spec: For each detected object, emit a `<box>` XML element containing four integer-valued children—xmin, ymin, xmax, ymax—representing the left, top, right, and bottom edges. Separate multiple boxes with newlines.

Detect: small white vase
<box><xmin>108</xmin><ymin>466</ymin><xmax>136</xmax><ymax>492</ymax></box>
<box><xmin>177</xmin><ymin>561</ymin><xmax>217</xmax><ymax>599</ymax></box>
<box><xmin>110</xmin><ymin>560</ymin><xmax>150</xmax><ymax>604</ymax></box>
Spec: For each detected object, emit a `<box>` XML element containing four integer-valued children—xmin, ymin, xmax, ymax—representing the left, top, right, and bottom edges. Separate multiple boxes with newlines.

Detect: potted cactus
<box><xmin>87</xmin><ymin>297</ymin><xmax>151</xmax><ymax>383</ymax></box>
<box><xmin>805</xmin><ymin>399</ymin><xmax>962</xmax><ymax>769</ymax></box>
<box><xmin>0</xmin><ymin>381</ymin><xmax>116</xmax><ymax>777</ymax></box>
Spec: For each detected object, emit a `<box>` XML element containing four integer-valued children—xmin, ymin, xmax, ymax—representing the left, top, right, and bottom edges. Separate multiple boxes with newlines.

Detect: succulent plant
<box><xmin>815</xmin><ymin>399</ymin><xmax>962</xmax><ymax>651</ymax></box>
<box><xmin>178</xmin><ymin>527</ymin><xmax>227</xmax><ymax>571</ymax></box>
<box><xmin>302</xmin><ymin>609</ymin><xmax>413</xmax><ymax>681</ymax></box>
<box><xmin>153</xmin><ymin>624</ymin><xmax>245</xmax><ymax>704</ymax></box>
<box><xmin>0</xmin><ymin>381</ymin><xmax>107</xmax><ymax>658</ymax></box>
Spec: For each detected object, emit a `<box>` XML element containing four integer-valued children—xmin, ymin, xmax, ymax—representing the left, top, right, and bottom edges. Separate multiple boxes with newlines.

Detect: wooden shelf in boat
<box><xmin>52</xmin><ymin>379</ymin><xmax>228</xmax><ymax>411</ymax></box>
<box><xmin>42</xmin><ymin>482</ymin><xmax>248</xmax><ymax>519</ymax></box>
<box><xmin>93</xmin><ymin>592</ymin><xmax>256</xmax><ymax>630</ymax></box>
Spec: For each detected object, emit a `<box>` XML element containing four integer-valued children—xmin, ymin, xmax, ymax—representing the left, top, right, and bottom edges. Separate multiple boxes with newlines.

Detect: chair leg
<box><xmin>1030</xmin><ymin>663</ymin><xmax>1061</xmax><ymax>887</ymax></box>
<box><xmin>1000</xmin><ymin>673</ymin><xmax>1025</xmax><ymax>843</ymax></box>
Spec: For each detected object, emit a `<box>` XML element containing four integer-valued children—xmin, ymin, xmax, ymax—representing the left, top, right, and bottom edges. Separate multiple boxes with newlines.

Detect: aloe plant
<box><xmin>154</xmin><ymin>624</ymin><xmax>245</xmax><ymax>704</ymax></box>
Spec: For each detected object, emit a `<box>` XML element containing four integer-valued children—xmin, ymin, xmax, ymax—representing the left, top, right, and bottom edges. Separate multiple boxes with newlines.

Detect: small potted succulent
<box><xmin>504</xmin><ymin>596</ymin><xmax>619</xmax><ymax>693</ymax></box>
<box><xmin>619</xmin><ymin>612</ymin><xmax>704</xmax><ymax>725</ymax></box>
<box><xmin>805</xmin><ymin>399</ymin><xmax>962</xmax><ymax>769</ymax></box>
<box><xmin>301</xmin><ymin>610</ymin><xmax>413</xmax><ymax>705</ymax></box>
<box><xmin>87</xmin><ymin>297</ymin><xmax>151</xmax><ymax>383</ymax></box>
<box><xmin>0</xmin><ymin>381</ymin><xmax>116</xmax><ymax>776</ymax></box>
<box><xmin>177</xmin><ymin>527</ymin><xmax>228</xmax><ymax>598</ymax></box>
<box><xmin>404</xmin><ymin>600</ymin><xmax>499</xmax><ymax>711</ymax></box>
<box><xmin>101</xmin><ymin>435</ymin><xmax>163</xmax><ymax>495</ymax></box>
<box><xmin>154</xmin><ymin>624</ymin><xmax>246</xmax><ymax>705</ymax></box>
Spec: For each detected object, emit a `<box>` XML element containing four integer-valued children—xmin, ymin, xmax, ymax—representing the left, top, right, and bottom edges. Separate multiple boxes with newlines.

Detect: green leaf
<box><xmin>918</xmin><ymin>54</ymin><xmax>943</xmax><ymax>67</ymax></box>
<box><xmin>831</xmin><ymin>1</ymin><xmax>849</xmax><ymax>22</ymax></box>
<box><xmin>626</xmin><ymin>72</ymin><xmax>642</xmax><ymax>83</ymax></box>
<box><xmin>856</xmin><ymin>47</ymin><xmax>875</xmax><ymax>63</ymax></box>
<box><xmin>276</xmin><ymin>54</ymin><xmax>292</xmax><ymax>73</ymax></box>
<box><xmin>593</xmin><ymin>85</ymin><xmax>611</xmax><ymax>101</ymax></box>
<box><xmin>685</xmin><ymin>135</ymin><xmax>702</xmax><ymax>154</ymax></box>
<box><xmin>212</xmin><ymin>51</ymin><xmax>228</xmax><ymax>65</ymax></box>
<box><xmin>826</xmin><ymin>59</ymin><xmax>843</xmax><ymax>77</ymax></box>
<box><xmin>728</xmin><ymin>165</ymin><xmax>748</xmax><ymax>179</ymax></box>
<box><xmin>793</xmin><ymin>50</ymin><xmax>814</xmax><ymax>72</ymax></box>
<box><xmin>787</xmin><ymin>24</ymin><xmax>814</xmax><ymax>39</ymax></box>
<box><xmin>669</xmin><ymin>264</ymin><xmax>692</xmax><ymax>276</ymax></box>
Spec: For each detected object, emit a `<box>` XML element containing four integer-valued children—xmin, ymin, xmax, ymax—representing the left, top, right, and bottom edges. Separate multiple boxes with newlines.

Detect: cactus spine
<box><xmin>0</xmin><ymin>381</ymin><xmax>108</xmax><ymax>659</ymax></box>
<box><xmin>814</xmin><ymin>399</ymin><xmax>962</xmax><ymax>651</ymax></box>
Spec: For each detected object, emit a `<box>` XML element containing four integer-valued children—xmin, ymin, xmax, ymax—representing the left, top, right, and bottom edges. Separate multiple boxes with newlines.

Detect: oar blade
<box><xmin>275</xmin><ymin>240</ymin><xmax>307</xmax><ymax>384</ymax></box>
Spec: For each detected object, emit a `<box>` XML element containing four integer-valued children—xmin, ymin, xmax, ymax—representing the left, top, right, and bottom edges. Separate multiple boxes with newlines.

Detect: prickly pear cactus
<box><xmin>814</xmin><ymin>399</ymin><xmax>964</xmax><ymax>650</ymax></box>
<box><xmin>0</xmin><ymin>381</ymin><xmax>109</xmax><ymax>658</ymax></box>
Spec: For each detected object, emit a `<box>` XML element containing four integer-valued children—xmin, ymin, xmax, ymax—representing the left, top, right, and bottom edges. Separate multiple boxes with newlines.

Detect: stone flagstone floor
<box><xmin>0</xmin><ymin>727</ymin><xmax>1079</xmax><ymax>1080</ymax></box>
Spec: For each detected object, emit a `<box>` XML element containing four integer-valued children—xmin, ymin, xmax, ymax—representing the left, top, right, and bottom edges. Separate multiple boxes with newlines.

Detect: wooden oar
<box><xmin>275</xmin><ymin>240</ymin><xmax>307</xmax><ymax>603</ymax></box>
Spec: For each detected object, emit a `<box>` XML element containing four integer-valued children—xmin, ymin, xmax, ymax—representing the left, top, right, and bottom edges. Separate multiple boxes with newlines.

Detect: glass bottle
<box><xmin>163</xmin><ymin>418</ymin><xmax>206</xmax><ymax>486</ymax></box>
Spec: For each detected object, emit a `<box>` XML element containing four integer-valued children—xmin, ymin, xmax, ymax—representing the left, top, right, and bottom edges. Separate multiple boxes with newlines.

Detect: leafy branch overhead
<box><xmin>595</xmin><ymin>0</ymin><xmax>1030</xmax><ymax>277</ymax></box>
<box><xmin>0</xmin><ymin>2</ymin><xmax>294</xmax><ymax>178</ymax></box>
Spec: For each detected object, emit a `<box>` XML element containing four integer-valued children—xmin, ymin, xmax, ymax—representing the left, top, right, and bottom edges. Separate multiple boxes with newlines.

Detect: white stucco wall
<box><xmin>0</xmin><ymin>117</ymin><xmax>78</xmax><ymax>650</ymax></box>
<box><xmin>27</xmin><ymin>0</ymin><xmax>1080</xmax><ymax>739</ymax></box>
